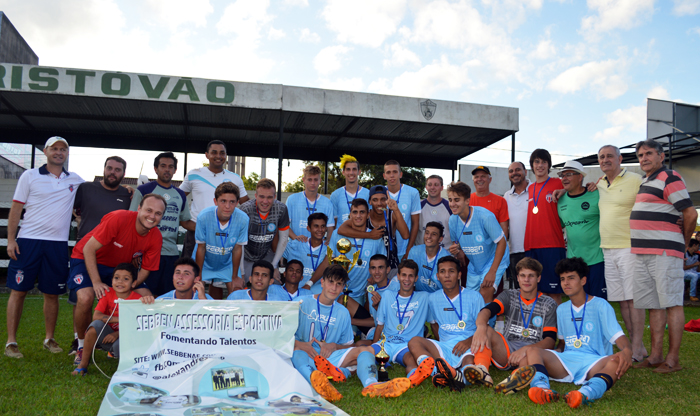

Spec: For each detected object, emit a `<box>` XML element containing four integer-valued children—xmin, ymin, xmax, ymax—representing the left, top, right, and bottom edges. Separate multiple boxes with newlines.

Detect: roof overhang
<box><xmin>0</xmin><ymin>64</ymin><xmax>518</xmax><ymax>169</ymax></box>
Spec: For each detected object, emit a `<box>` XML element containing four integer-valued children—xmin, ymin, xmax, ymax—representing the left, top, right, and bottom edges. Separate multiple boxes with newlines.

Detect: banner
<box><xmin>97</xmin><ymin>300</ymin><xmax>348</xmax><ymax>416</ymax></box>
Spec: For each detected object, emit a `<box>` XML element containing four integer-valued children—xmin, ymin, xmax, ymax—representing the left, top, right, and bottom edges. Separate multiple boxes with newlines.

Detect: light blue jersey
<box><xmin>283</xmin><ymin>239</ymin><xmax>325</xmax><ymax>287</ymax></box>
<box><xmin>368</xmin><ymin>277</ymin><xmax>400</xmax><ymax>318</ymax></box>
<box><xmin>194</xmin><ymin>206</ymin><xmax>249</xmax><ymax>283</ymax></box>
<box><xmin>296</xmin><ymin>295</ymin><xmax>354</xmax><ymax>346</ymax></box>
<box><xmin>226</xmin><ymin>288</ymin><xmax>289</xmax><ymax>301</ymax></box>
<box><xmin>330</xmin><ymin>186</ymin><xmax>370</xmax><ymax>224</ymax></box>
<box><xmin>388</xmin><ymin>184</ymin><xmax>421</xmax><ymax>257</ymax></box>
<box><xmin>286</xmin><ymin>192</ymin><xmax>335</xmax><ymax>239</ymax></box>
<box><xmin>329</xmin><ymin>230</ymin><xmax>387</xmax><ymax>302</ymax></box>
<box><xmin>428</xmin><ymin>288</ymin><xmax>485</xmax><ymax>343</ymax></box>
<box><xmin>558</xmin><ymin>296</ymin><xmax>624</xmax><ymax>356</ymax></box>
<box><xmin>157</xmin><ymin>290</ymin><xmax>214</xmax><ymax>300</ymax></box>
<box><xmin>449</xmin><ymin>207</ymin><xmax>510</xmax><ymax>290</ymax></box>
<box><xmin>376</xmin><ymin>290</ymin><xmax>430</xmax><ymax>344</ymax></box>
<box><xmin>407</xmin><ymin>245</ymin><xmax>450</xmax><ymax>293</ymax></box>
<box><xmin>268</xmin><ymin>284</ymin><xmax>313</xmax><ymax>301</ymax></box>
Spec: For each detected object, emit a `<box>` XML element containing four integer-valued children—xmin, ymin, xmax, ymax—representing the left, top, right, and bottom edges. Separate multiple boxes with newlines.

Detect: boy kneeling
<box><xmin>524</xmin><ymin>257</ymin><xmax>632</xmax><ymax>408</ymax></box>
<box><xmin>72</xmin><ymin>263</ymin><xmax>141</xmax><ymax>375</ymax></box>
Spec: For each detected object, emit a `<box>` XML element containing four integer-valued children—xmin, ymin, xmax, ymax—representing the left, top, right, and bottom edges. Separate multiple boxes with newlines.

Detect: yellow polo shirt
<box><xmin>597</xmin><ymin>168</ymin><xmax>642</xmax><ymax>248</ymax></box>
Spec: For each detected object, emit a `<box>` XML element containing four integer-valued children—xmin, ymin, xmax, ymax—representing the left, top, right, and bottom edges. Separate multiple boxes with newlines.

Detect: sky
<box><xmin>1</xmin><ymin>0</ymin><xmax>699</xmax><ymax>186</ymax></box>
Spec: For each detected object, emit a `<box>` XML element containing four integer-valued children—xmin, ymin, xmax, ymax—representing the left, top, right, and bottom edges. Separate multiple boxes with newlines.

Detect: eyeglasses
<box><xmin>558</xmin><ymin>172</ymin><xmax>580</xmax><ymax>178</ymax></box>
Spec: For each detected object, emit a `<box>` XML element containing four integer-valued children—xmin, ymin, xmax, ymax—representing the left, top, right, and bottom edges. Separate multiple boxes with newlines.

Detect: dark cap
<box><xmin>471</xmin><ymin>166</ymin><xmax>491</xmax><ymax>175</ymax></box>
<box><xmin>369</xmin><ymin>185</ymin><xmax>387</xmax><ymax>198</ymax></box>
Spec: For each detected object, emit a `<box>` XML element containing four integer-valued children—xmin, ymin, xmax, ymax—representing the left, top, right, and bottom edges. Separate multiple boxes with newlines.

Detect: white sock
<box><xmin>78</xmin><ymin>339</ymin><xmax>84</xmax><ymax>349</ymax></box>
<box><xmin>74</xmin><ymin>332</ymin><xmax>78</xmax><ymax>339</ymax></box>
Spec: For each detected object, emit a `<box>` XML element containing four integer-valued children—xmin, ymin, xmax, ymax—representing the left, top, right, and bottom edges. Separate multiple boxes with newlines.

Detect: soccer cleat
<box><xmin>435</xmin><ymin>358</ymin><xmax>467</xmax><ymax>392</ymax></box>
<box><xmin>528</xmin><ymin>386</ymin><xmax>560</xmax><ymax>404</ymax></box>
<box><xmin>43</xmin><ymin>338</ymin><xmax>63</xmax><ymax>354</ymax></box>
<box><xmin>494</xmin><ymin>365</ymin><xmax>536</xmax><ymax>395</ymax></box>
<box><xmin>313</xmin><ymin>355</ymin><xmax>346</xmax><ymax>382</ymax></box>
<box><xmin>565</xmin><ymin>390</ymin><xmax>592</xmax><ymax>409</ymax></box>
<box><xmin>310</xmin><ymin>371</ymin><xmax>342</xmax><ymax>402</ymax></box>
<box><xmin>432</xmin><ymin>374</ymin><xmax>450</xmax><ymax>389</ymax></box>
<box><xmin>463</xmin><ymin>364</ymin><xmax>494</xmax><ymax>387</ymax></box>
<box><xmin>408</xmin><ymin>357</ymin><xmax>435</xmax><ymax>387</ymax></box>
<box><xmin>4</xmin><ymin>343</ymin><xmax>23</xmax><ymax>359</ymax></box>
<box><xmin>68</xmin><ymin>338</ymin><xmax>79</xmax><ymax>356</ymax></box>
<box><xmin>74</xmin><ymin>347</ymin><xmax>83</xmax><ymax>367</ymax></box>
<box><xmin>361</xmin><ymin>377</ymin><xmax>411</xmax><ymax>398</ymax></box>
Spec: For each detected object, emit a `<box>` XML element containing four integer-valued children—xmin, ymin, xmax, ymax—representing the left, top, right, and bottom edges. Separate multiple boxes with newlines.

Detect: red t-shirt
<box><xmin>524</xmin><ymin>177</ymin><xmax>565</xmax><ymax>251</ymax></box>
<box><xmin>470</xmin><ymin>193</ymin><xmax>509</xmax><ymax>223</ymax></box>
<box><xmin>95</xmin><ymin>290</ymin><xmax>142</xmax><ymax>331</ymax></box>
<box><xmin>72</xmin><ymin>210</ymin><xmax>162</xmax><ymax>271</ymax></box>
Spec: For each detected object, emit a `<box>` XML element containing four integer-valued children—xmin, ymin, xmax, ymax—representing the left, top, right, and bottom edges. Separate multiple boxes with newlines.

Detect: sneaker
<box><xmin>74</xmin><ymin>347</ymin><xmax>83</xmax><ymax>367</ymax></box>
<box><xmin>408</xmin><ymin>357</ymin><xmax>435</xmax><ymax>387</ymax></box>
<box><xmin>43</xmin><ymin>338</ymin><xmax>63</xmax><ymax>354</ymax></box>
<box><xmin>494</xmin><ymin>365</ymin><xmax>536</xmax><ymax>395</ymax></box>
<box><xmin>313</xmin><ymin>355</ymin><xmax>346</xmax><ymax>382</ymax></box>
<box><xmin>463</xmin><ymin>364</ymin><xmax>494</xmax><ymax>387</ymax></box>
<box><xmin>68</xmin><ymin>338</ymin><xmax>79</xmax><ymax>356</ymax></box>
<box><xmin>528</xmin><ymin>386</ymin><xmax>560</xmax><ymax>404</ymax></box>
<box><xmin>565</xmin><ymin>390</ymin><xmax>592</xmax><ymax>409</ymax></box>
<box><xmin>310</xmin><ymin>370</ymin><xmax>342</xmax><ymax>402</ymax></box>
<box><xmin>4</xmin><ymin>343</ymin><xmax>23</xmax><ymax>359</ymax></box>
<box><xmin>361</xmin><ymin>378</ymin><xmax>411</xmax><ymax>398</ymax></box>
<box><xmin>432</xmin><ymin>374</ymin><xmax>450</xmax><ymax>389</ymax></box>
<box><xmin>435</xmin><ymin>358</ymin><xmax>467</xmax><ymax>392</ymax></box>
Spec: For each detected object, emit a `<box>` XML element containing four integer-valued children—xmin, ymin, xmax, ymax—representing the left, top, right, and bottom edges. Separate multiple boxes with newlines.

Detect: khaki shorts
<box><xmin>633</xmin><ymin>253</ymin><xmax>684</xmax><ymax>309</ymax></box>
<box><xmin>603</xmin><ymin>248</ymin><xmax>636</xmax><ymax>301</ymax></box>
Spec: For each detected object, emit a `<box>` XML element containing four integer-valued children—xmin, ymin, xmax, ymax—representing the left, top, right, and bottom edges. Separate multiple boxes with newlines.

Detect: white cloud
<box><xmin>321</xmin><ymin>0</ymin><xmax>407</xmax><ymax>48</ymax></box>
<box><xmin>383</xmin><ymin>43</ymin><xmax>422</xmax><ymax>68</ymax></box>
<box><xmin>530</xmin><ymin>39</ymin><xmax>556</xmax><ymax>60</ymax></box>
<box><xmin>313</xmin><ymin>45</ymin><xmax>351</xmax><ymax>75</ymax></box>
<box><xmin>318</xmin><ymin>77</ymin><xmax>365</xmax><ymax>92</ymax></box>
<box><xmin>689</xmin><ymin>27</ymin><xmax>700</xmax><ymax>36</ymax></box>
<box><xmin>216</xmin><ymin>0</ymin><xmax>273</xmax><ymax>39</ymax></box>
<box><xmin>283</xmin><ymin>0</ymin><xmax>309</xmax><ymax>6</ymax></box>
<box><xmin>268</xmin><ymin>27</ymin><xmax>286</xmax><ymax>40</ymax></box>
<box><xmin>593</xmin><ymin>105</ymin><xmax>645</xmax><ymax>142</ymax></box>
<box><xmin>581</xmin><ymin>0</ymin><xmax>655</xmax><ymax>39</ymax></box>
<box><xmin>299</xmin><ymin>28</ymin><xmax>320</xmax><ymax>43</ymax></box>
<box><xmin>558</xmin><ymin>125</ymin><xmax>572</xmax><ymax>133</ymax></box>
<box><xmin>368</xmin><ymin>56</ymin><xmax>470</xmax><ymax>97</ymax></box>
<box><xmin>481</xmin><ymin>0</ymin><xmax>544</xmax><ymax>30</ymax></box>
<box><xmin>547</xmin><ymin>59</ymin><xmax>628</xmax><ymax>99</ymax></box>
<box><xmin>143</xmin><ymin>0</ymin><xmax>213</xmax><ymax>31</ymax></box>
<box><xmin>647</xmin><ymin>86</ymin><xmax>670</xmax><ymax>100</ymax></box>
<box><xmin>673</xmin><ymin>0</ymin><xmax>700</xmax><ymax>15</ymax></box>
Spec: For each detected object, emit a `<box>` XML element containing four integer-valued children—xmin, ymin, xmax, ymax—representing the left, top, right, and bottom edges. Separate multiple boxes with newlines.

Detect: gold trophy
<box><xmin>327</xmin><ymin>238</ymin><xmax>361</xmax><ymax>306</ymax></box>
<box><xmin>375</xmin><ymin>333</ymin><xmax>390</xmax><ymax>382</ymax></box>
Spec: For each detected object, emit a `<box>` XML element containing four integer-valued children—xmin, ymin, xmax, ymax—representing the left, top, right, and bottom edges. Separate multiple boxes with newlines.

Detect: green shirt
<box><xmin>558</xmin><ymin>189</ymin><xmax>604</xmax><ymax>265</ymax></box>
<box><xmin>129</xmin><ymin>182</ymin><xmax>191</xmax><ymax>256</ymax></box>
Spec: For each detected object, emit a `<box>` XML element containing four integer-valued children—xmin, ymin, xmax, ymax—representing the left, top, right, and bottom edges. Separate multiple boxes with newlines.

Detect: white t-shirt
<box><xmin>13</xmin><ymin>165</ymin><xmax>85</xmax><ymax>241</ymax></box>
<box><xmin>179</xmin><ymin>167</ymin><xmax>248</xmax><ymax>222</ymax></box>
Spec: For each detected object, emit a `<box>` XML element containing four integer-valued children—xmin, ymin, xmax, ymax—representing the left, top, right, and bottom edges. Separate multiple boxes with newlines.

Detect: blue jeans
<box><xmin>684</xmin><ymin>270</ymin><xmax>699</xmax><ymax>297</ymax></box>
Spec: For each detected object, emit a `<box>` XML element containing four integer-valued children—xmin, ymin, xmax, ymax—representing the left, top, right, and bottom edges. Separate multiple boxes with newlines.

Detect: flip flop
<box><xmin>633</xmin><ymin>359</ymin><xmax>663</xmax><ymax>369</ymax></box>
<box><xmin>652</xmin><ymin>363</ymin><xmax>683</xmax><ymax>374</ymax></box>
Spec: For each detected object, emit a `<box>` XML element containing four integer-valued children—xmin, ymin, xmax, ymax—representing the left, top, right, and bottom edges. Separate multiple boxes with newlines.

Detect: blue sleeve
<box><xmin>427</xmin><ymin>295</ymin><xmax>436</xmax><ymax>323</ymax></box>
<box><xmin>482</xmin><ymin>209</ymin><xmax>504</xmax><ymax>242</ymax></box>
<box><xmin>205</xmin><ymin>294</ymin><xmax>214</xmax><ymax>300</ymax></box>
<box><xmin>195</xmin><ymin>211</ymin><xmax>207</xmax><ymax>242</ymax></box>
<box><xmin>283</xmin><ymin>239</ymin><xmax>297</xmax><ymax>261</ymax></box>
<box><xmin>237</xmin><ymin>210</ymin><xmax>249</xmax><ymax>245</ymax></box>
<box><xmin>599</xmin><ymin>299</ymin><xmax>624</xmax><ymax>343</ymax></box>
<box><xmin>449</xmin><ymin>215</ymin><xmax>458</xmax><ymax>243</ymax></box>
<box><xmin>330</xmin><ymin>190</ymin><xmax>340</xmax><ymax>220</ymax></box>
<box><xmin>411</xmin><ymin>192</ymin><xmax>421</xmax><ymax>215</ymax></box>
<box><xmin>376</xmin><ymin>295</ymin><xmax>389</xmax><ymax>325</ymax></box>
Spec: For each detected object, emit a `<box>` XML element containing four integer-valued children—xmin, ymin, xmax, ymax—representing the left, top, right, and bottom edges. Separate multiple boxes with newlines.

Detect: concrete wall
<box><xmin>0</xmin><ymin>12</ymin><xmax>39</xmax><ymax>65</ymax></box>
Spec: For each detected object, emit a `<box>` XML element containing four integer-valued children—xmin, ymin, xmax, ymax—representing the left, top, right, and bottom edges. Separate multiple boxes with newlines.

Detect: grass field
<box><xmin>1</xmin><ymin>294</ymin><xmax>700</xmax><ymax>415</ymax></box>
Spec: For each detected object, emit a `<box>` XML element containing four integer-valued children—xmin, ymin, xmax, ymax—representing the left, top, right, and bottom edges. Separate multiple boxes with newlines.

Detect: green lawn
<box><xmin>1</xmin><ymin>294</ymin><xmax>700</xmax><ymax>415</ymax></box>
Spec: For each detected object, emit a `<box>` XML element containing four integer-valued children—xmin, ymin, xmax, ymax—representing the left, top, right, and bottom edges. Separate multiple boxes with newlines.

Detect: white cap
<box><xmin>44</xmin><ymin>136</ymin><xmax>69</xmax><ymax>148</ymax></box>
<box><xmin>560</xmin><ymin>160</ymin><xmax>586</xmax><ymax>176</ymax></box>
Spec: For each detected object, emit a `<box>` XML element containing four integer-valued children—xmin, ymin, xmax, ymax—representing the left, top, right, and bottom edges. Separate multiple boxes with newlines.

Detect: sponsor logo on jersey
<box><xmin>114</xmin><ymin>241</ymin><xmax>124</xmax><ymax>248</ymax></box>
<box><xmin>74</xmin><ymin>273</ymin><xmax>84</xmax><ymax>284</ymax></box>
<box><xmin>461</xmin><ymin>245</ymin><xmax>484</xmax><ymax>255</ymax></box>
<box><xmin>15</xmin><ymin>270</ymin><xmax>24</xmax><ymax>284</ymax></box>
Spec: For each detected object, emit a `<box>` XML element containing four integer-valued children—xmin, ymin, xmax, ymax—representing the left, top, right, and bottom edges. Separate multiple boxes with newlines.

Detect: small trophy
<box><xmin>327</xmin><ymin>238</ymin><xmax>361</xmax><ymax>306</ymax></box>
<box><xmin>375</xmin><ymin>333</ymin><xmax>390</xmax><ymax>382</ymax></box>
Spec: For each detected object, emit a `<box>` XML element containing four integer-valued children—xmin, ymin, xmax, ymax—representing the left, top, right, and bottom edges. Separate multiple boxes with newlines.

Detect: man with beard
<box><xmin>130</xmin><ymin>152</ymin><xmax>195</xmax><ymax>297</ymax></box>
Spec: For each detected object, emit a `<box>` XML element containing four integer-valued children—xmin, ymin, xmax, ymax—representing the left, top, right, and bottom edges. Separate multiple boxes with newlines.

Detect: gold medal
<box><xmin>367</xmin><ymin>286</ymin><xmax>375</xmax><ymax>293</ymax></box>
<box><xmin>522</xmin><ymin>329</ymin><xmax>530</xmax><ymax>337</ymax></box>
<box><xmin>573</xmin><ymin>339</ymin><xmax>582</xmax><ymax>349</ymax></box>
<box><xmin>221</xmin><ymin>247</ymin><xmax>226</xmax><ymax>255</ymax></box>
<box><xmin>532</xmin><ymin>206</ymin><xmax>539</xmax><ymax>214</ymax></box>
<box><xmin>457</xmin><ymin>320</ymin><xmax>466</xmax><ymax>329</ymax></box>
<box><xmin>397</xmin><ymin>324</ymin><xmax>404</xmax><ymax>331</ymax></box>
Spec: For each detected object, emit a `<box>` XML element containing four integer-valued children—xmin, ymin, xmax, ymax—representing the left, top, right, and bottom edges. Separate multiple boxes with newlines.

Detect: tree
<box><xmin>283</xmin><ymin>161</ymin><xmax>427</xmax><ymax>198</ymax></box>
<box><xmin>241</xmin><ymin>172</ymin><xmax>260</xmax><ymax>191</ymax></box>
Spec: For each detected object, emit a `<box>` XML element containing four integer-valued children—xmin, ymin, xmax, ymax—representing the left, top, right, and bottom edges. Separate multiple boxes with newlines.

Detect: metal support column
<box><xmin>277</xmin><ymin>110</ymin><xmax>284</xmax><ymax>200</ymax></box>
<box><xmin>31</xmin><ymin>145</ymin><xmax>35</xmax><ymax>168</ymax></box>
<box><xmin>323</xmin><ymin>161</ymin><xmax>329</xmax><ymax>194</ymax></box>
<box><xmin>183</xmin><ymin>153</ymin><xmax>188</xmax><ymax>176</ymax></box>
<box><xmin>511</xmin><ymin>133</ymin><xmax>515</xmax><ymax>163</ymax></box>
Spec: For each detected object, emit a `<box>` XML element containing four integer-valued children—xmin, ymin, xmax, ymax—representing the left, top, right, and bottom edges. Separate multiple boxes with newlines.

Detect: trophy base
<box><xmin>378</xmin><ymin>369</ymin><xmax>390</xmax><ymax>382</ymax></box>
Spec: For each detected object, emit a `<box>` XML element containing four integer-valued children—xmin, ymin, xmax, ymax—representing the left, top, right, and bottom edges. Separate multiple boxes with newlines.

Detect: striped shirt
<box><xmin>630</xmin><ymin>166</ymin><xmax>692</xmax><ymax>258</ymax></box>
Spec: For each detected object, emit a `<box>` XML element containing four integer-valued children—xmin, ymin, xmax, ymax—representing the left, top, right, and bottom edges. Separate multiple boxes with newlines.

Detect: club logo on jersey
<box><xmin>431</xmin><ymin>209</ymin><xmax>437</xmax><ymax>215</ymax></box>
<box><xmin>162</xmin><ymin>193</ymin><xmax>171</xmax><ymax>201</ymax></box>
<box><xmin>532</xmin><ymin>316</ymin><xmax>543</xmax><ymax>327</ymax></box>
<box><xmin>585</xmin><ymin>322</ymin><xmax>594</xmax><ymax>332</ymax></box>
<box><xmin>267</xmin><ymin>223</ymin><xmax>276</xmax><ymax>232</ymax></box>
<box><xmin>132</xmin><ymin>251</ymin><xmax>143</xmax><ymax>258</ymax></box>
<box><xmin>546</xmin><ymin>193</ymin><xmax>553</xmax><ymax>203</ymax></box>
<box><xmin>69</xmin><ymin>184</ymin><xmax>74</xmax><ymax>192</ymax></box>
<box><xmin>581</xmin><ymin>201</ymin><xmax>590</xmax><ymax>211</ymax></box>
<box><xmin>15</xmin><ymin>270</ymin><xmax>24</xmax><ymax>284</ymax></box>
<box><xmin>74</xmin><ymin>274</ymin><xmax>84</xmax><ymax>284</ymax></box>
<box><xmin>363</xmin><ymin>249</ymin><xmax>371</xmax><ymax>258</ymax></box>
<box><xmin>475</xmin><ymin>235</ymin><xmax>483</xmax><ymax>243</ymax></box>
<box><xmin>401</xmin><ymin>203</ymin><xmax>408</xmax><ymax>210</ymax></box>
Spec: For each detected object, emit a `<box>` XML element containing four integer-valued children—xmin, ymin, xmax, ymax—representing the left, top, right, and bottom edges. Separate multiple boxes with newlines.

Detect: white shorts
<box><xmin>427</xmin><ymin>338</ymin><xmax>472</xmax><ymax>369</ymax></box>
<box><xmin>548</xmin><ymin>350</ymin><xmax>606</xmax><ymax>385</ymax></box>
<box><xmin>603</xmin><ymin>248</ymin><xmax>636</xmax><ymax>301</ymax></box>
<box><xmin>203</xmin><ymin>280</ymin><xmax>227</xmax><ymax>289</ymax></box>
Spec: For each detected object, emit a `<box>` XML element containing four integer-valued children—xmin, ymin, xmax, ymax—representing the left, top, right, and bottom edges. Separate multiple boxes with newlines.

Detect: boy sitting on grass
<box><xmin>72</xmin><ymin>263</ymin><xmax>141</xmax><ymax>375</ymax></box>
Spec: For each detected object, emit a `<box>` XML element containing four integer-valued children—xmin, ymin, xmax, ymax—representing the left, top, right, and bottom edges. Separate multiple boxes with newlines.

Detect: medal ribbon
<box><xmin>532</xmin><ymin>177</ymin><xmax>550</xmax><ymax>211</ymax></box>
<box><xmin>352</xmin><ymin>237</ymin><xmax>366</xmax><ymax>262</ymax></box>
<box><xmin>425</xmin><ymin>248</ymin><xmax>443</xmax><ymax>278</ymax></box>
<box><xmin>344</xmin><ymin>186</ymin><xmax>361</xmax><ymax>207</ymax></box>
<box><xmin>444</xmin><ymin>289</ymin><xmax>464</xmax><ymax>324</ymax></box>
<box><xmin>308</xmin><ymin>243</ymin><xmax>321</xmax><ymax>272</ymax></box>
<box><xmin>216</xmin><ymin>208</ymin><xmax>231</xmax><ymax>255</ymax></box>
<box><xmin>518</xmin><ymin>292</ymin><xmax>540</xmax><ymax>334</ymax></box>
<box><xmin>396</xmin><ymin>291</ymin><xmax>414</xmax><ymax>329</ymax></box>
<box><xmin>317</xmin><ymin>296</ymin><xmax>335</xmax><ymax>342</ymax></box>
<box><xmin>304</xmin><ymin>191</ymin><xmax>318</xmax><ymax>214</ymax></box>
<box><xmin>286</xmin><ymin>287</ymin><xmax>299</xmax><ymax>301</ymax></box>
<box><xmin>458</xmin><ymin>206</ymin><xmax>473</xmax><ymax>237</ymax></box>
<box><xmin>382</xmin><ymin>210</ymin><xmax>394</xmax><ymax>252</ymax></box>
<box><xmin>570</xmin><ymin>293</ymin><xmax>589</xmax><ymax>343</ymax></box>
